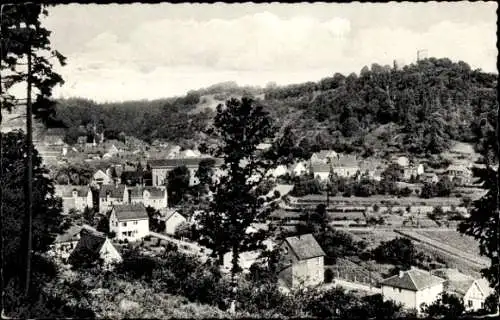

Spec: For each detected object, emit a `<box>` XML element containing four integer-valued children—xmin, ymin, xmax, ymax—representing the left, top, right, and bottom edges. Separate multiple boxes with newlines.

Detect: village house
<box><xmin>330</xmin><ymin>155</ymin><xmax>360</xmax><ymax>178</ymax></box>
<box><xmin>49</xmin><ymin>224</ymin><xmax>99</xmax><ymax>261</ymax></box>
<box><xmin>431</xmin><ymin>268</ymin><xmax>494</xmax><ymax>312</ymax></box>
<box><xmin>160</xmin><ymin>210</ymin><xmax>188</xmax><ymax>235</ymax></box>
<box><xmin>420</xmin><ymin>172</ymin><xmax>439</xmax><ymax>184</ymax></box>
<box><xmin>41</xmin><ymin>127</ymin><xmax>67</xmax><ymax>146</ymax></box>
<box><xmin>68</xmin><ymin>229</ymin><xmax>122</xmax><ymax>268</ymax></box>
<box><xmin>148</xmin><ymin>158</ymin><xmax>223</xmax><ymax>187</ymax></box>
<box><xmin>380</xmin><ymin>267</ymin><xmax>445</xmax><ymax>314</ymax></box>
<box><xmin>290</xmin><ymin>162</ymin><xmax>308</xmax><ymax>177</ymax></box>
<box><xmin>445</xmin><ymin>164</ymin><xmax>473</xmax><ymax>185</ymax></box>
<box><xmin>92</xmin><ymin>169</ymin><xmax>113</xmax><ymax>186</ymax></box>
<box><xmin>403</xmin><ymin>164</ymin><xmax>425</xmax><ymax>181</ymax></box>
<box><xmin>127</xmin><ymin>186</ymin><xmax>168</xmax><ymax>210</ymax></box>
<box><xmin>309</xmin><ymin>150</ymin><xmax>338</xmax><ymax>164</ymax></box>
<box><xmin>278</xmin><ymin>233</ymin><xmax>326</xmax><ymax>288</ymax></box>
<box><xmin>109</xmin><ymin>203</ymin><xmax>149</xmax><ymax>242</ymax></box>
<box><xmin>98</xmin><ymin>184</ymin><xmax>127</xmax><ymax>213</ymax></box>
<box><xmin>310</xmin><ymin>163</ymin><xmax>331</xmax><ymax>181</ymax></box>
<box><xmin>392</xmin><ymin>156</ymin><xmax>410</xmax><ymax>168</ymax></box>
<box><xmin>54</xmin><ymin>185</ymin><xmax>94</xmax><ymax>213</ymax></box>
<box><xmin>358</xmin><ymin>160</ymin><xmax>385</xmax><ymax>181</ymax></box>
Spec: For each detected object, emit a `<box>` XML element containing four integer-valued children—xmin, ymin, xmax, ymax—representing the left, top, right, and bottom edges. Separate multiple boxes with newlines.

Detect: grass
<box><xmin>414</xmin><ymin>230</ymin><xmax>482</xmax><ymax>257</ymax></box>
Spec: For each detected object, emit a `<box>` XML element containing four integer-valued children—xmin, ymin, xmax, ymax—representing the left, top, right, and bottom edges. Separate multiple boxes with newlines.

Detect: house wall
<box><xmin>314</xmin><ymin>172</ymin><xmax>330</xmax><ymax>181</ymax></box>
<box><xmin>93</xmin><ymin>171</ymin><xmax>112</xmax><ymax>185</ymax></box>
<box><xmin>165</xmin><ymin>213</ymin><xmax>187</xmax><ymax>235</ymax></box>
<box><xmin>332</xmin><ymin>167</ymin><xmax>360</xmax><ymax>178</ymax></box>
<box><xmin>464</xmin><ymin>282</ymin><xmax>486</xmax><ymax>311</ymax></box>
<box><xmin>110</xmin><ymin>211</ymin><xmax>149</xmax><ymax>241</ymax></box>
<box><xmin>99</xmin><ymin>239</ymin><xmax>123</xmax><ymax>265</ymax></box>
<box><xmin>382</xmin><ymin>285</ymin><xmax>417</xmax><ymax>310</ymax></box>
<box><xmin>292</xmin><ymin>256</ymin><xmax>324</xmax><ymax>287</ymax></box>
<box><xmin>152</xmin><ymin>168</ymin><xmax>169</xmax><ymax>187</ymax></box>
<box><xmin>415</xmin><ymin>284</ymin><xmax>443</xmax><ymax>312</ymax></box>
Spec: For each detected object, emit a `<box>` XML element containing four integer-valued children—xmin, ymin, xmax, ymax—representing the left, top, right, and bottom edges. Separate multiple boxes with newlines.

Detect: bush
<box><xmin>421</xmin><ymin>292</ymin><xmax>465</xmax><ymax>319</ymax></box>
<box><xmin>484</xmin><ymin>293</ymin><xmax>499</xmax><ymax>314</ymax></box>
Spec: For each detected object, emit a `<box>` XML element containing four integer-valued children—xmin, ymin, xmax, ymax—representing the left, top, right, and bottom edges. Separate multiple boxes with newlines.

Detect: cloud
<box><xmin>51</xmin><ymin>10</ymin><xmax>497</xmax><ymax>102</ymax></box>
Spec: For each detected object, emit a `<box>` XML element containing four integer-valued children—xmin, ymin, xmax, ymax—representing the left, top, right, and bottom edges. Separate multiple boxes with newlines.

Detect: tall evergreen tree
<box><xmin>197</xmin><ymin>97</ymin><xmax>292</xmax><ymax>275</ymax></box>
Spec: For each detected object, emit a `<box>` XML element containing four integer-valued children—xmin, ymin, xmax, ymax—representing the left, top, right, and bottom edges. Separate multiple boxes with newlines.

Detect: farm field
<box><xmin>347</xmin><ymin>229</ymin><xmax>400</xmax><ymax>249</ymax></box>
<box><xmin>395</xmin><ymin>229</ymin><xmax>489</xmax><ymax>268</ymax></box>
<box><xmin>415</xmin><ymin>230</ymin><xmax>482</xmax><ymax>257</ymax></box>
<box><xmin>293</xmin><ymin>195</ymin><xmax>463</xmax><ymax>207</ymax></box>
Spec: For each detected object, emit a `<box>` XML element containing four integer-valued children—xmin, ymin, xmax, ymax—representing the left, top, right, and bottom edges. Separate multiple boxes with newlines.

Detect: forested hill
<box><xmin>53</xmin><ymin>58</ymin><xmax>497</xmax><ymax>155</ymax></box>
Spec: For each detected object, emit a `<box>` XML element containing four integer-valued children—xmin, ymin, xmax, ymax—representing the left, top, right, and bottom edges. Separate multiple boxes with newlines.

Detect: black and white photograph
<box><xmin>1</xmin><ymin>2</ymin><xmax>499</xmax><ymax>318</ymax></box>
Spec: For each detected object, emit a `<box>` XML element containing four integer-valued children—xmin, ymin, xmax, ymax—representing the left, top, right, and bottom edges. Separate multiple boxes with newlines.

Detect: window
<box><xmin>122</xmin><ymin>222</ymin><xmax>127</xmax><ymax>227</ymax></box>
<box><xmin>398</xmin><ymin>288</ymin><xmax>402</xmax><ymax>293</ymax></box>
<box><xmin>481</xmin><ymin>302</ymin><xmax>485</xmax><ymax>309</ymax></box>
<box><xmin>133</xmin><ymin>221</ymin><xmax>138</xmax><ymax>225</ymax></box>
<box><xmin>468</xmin><ymin>300</ymin><xmax>473</xmax><ymax>308</ymax></box>
<box><xmin>122</xmin><ymin>232</ymin><xmax>127</xmax><ymax>237</ymax></box>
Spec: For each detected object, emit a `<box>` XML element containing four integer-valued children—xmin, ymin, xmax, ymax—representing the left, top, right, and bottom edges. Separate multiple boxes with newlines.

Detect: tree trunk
<box><xmin>24</xmin><ymin>33</ymin><xmax>33</xmax><ymax>296</ymax></box>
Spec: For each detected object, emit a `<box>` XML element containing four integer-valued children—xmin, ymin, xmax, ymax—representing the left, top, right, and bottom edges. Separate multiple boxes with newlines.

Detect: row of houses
<box><xmin>54</xmin><ymin>183</ymin><xmax>168</xmax><ymax>214</ymax></box>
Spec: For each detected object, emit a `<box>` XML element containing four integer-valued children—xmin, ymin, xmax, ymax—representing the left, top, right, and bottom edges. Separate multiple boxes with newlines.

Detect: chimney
<box><xmin>399</xmin><ymin>270</ymin><xmax>404</xmax><ymax>278</ymax></box>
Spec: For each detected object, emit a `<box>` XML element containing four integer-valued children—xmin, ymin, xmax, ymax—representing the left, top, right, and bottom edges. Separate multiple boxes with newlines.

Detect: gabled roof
<box><xmin>283</xmin><ymin>233</ymin><xmax>325</xmax><ymax>260</ymax></box>
<box><xmin>163</xmin><ymin>210</ymin><xmax>186</xmax><ymax>222</ymax></box>
<box><xmin>54</xmin><ymin>185</ymin><xmax>90</xmax><ymax>198</ymax></box>
<box><xmin>380</xmin><ymin>268</ymin><xmax>445</xmax><ymax>291</ymax></box>
<box><xmin>148</xmin><ymin>158</ymin><xmax>223</xmax><ymax>168</ymax></box>
<box><xmin>99</xmin><ymin>184</ymin><xmax>126</xmax><ymax>199</ymax></box>
<box><xmin>112</xmin><ymin>203</ymin><xmax>148</xmax><ymax>221</ymax></box>
<box><xmin>68</xmin><ymin>229</ymin><xmax>108</xmax><ymax>262</ymax></box>
<box><xmin>311</xmin><ymin>163</ymin><xmax>331</xmax><ymax>173</ymax></box>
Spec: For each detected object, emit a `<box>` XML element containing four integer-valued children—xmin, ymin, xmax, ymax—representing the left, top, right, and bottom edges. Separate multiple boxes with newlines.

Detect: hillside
<box><xmin>51</xmin><ymin>57</ymin><xmax>498</xmax><ymax>155</ymax></box>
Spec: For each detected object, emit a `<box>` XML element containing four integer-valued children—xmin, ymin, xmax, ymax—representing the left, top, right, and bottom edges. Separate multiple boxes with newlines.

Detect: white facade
<box><xmin>331</xmin><ymin>166</ymin><xmax>360</xmax><ymax>178</ymax></box>
<box><xmin>55</xmin><ymin>187</ymin><xmax>93</xmax><ymax>213</ymax></box>
<box><xmin>382</xmin><ymin>283</ymin><xmax>443</xmax><ymax>312</ymax></box>
<box><xmin>109</xmin><ymin>211</ymin><xmax>149</xmax><ymax>242</ymax></box>
<box><xmin>164</xmin><ymin>212</ymin><xmax>188</xmax><ymax>235</ymax></box>
<box><xmin>129</xmin><ymin>188</ymin><xmax>168</xmax><ymax>210</ymax></box>
<box><xmin>99</xmin><ymin>188</ymin><xmax>127</xmax><ymax>213</ymax></box>
<box><xmin>93</xmin><ymin>170</ymin><xmax>113</xmax><ymax>185</ymax></box>
<box><xmin>292</xmin><ymin>162</ymin><xmax>308</xmax><ymax>177</ymax></box>
<box><xmin>463</xmin><ymin>280</ymin><xmax>491</xmax><ymax>311</ymax></box>
<box><xmin>99</xmin><ymin>238</ymin><xmax>123</xmax><ymax>266</ymax></box>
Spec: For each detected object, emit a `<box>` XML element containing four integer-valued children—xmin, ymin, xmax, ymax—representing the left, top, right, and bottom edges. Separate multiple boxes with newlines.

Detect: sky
<box><xmin>37</xmin><ymin>2</ymin><xmax>498</xmax><ymax>102</ymax></box>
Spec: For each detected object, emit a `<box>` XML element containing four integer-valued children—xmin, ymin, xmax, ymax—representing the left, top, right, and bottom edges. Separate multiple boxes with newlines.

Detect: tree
<box><xmin>372</xmin><ymin>237</ymin><xmax>422</xmax><ymax>269</ymax></box>
<box><xmin>1</xmin><ymin>130</ymin><xmax>69</xmax><ymax>316</ymax></box>
<box><xmin>167</xmin><ymin>165</ymin><xmax>191</xmax><ymax>207</ymax></box>
<box><xmin>421</xmin><ymin>292</ymin><xmax>465</xmax><ymax>319</ymax></box>
<box><xmin>2</xmin><ymin>4</ymin><xmax>66</xmax><ymax>297</ymax></box>
<box><xmin>196</xmin><ymin>97</ymin><xmax>289</xmax><ymax>275</ymax></box>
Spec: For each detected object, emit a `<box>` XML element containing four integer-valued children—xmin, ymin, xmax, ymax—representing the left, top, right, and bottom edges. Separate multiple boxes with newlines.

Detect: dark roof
<box><xmin>380</xmin><ymin>268</ymin><xmax>445</xmax><ymax>291</ymax></box>
<box><xmin>112</xmin><ymin>203</ymin><xmax>148</xmax><ymax>221</ymax></box>
<box><xmin>148</xmin><ymin>157</ymin><xmax>223</xmax><ymax>168</ymax></box>
<box><xmin>68</xmin><ymin>229</ymin><xmax>107</xmax><ymax>262</ymax></box>
<box><xmin>54</xmin><ymin>185</ymin><xmax>90</xmax><ymax>198</ymax></box>
<box><xmin>284</xmin><ymin>233</ymin><xmax>325</xmax><ymax>260</ymax></box>
<box><xmin>98</xmin><ymin>184</ymin><xmax>126</xmax><ymax>199</ymax></box>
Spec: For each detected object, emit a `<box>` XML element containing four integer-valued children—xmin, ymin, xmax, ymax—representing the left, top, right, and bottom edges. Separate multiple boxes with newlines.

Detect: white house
<box><xmin>278</xmin><ymin>234</ymin><xmax>326</xmax><ymax>288</ymax></box>
<box><xmin>403</xmin><ymin>164</ymin><xmax>425</xmax><ymax>181</ymax></box>
<box><xmin>148</xmin><ymin>158</ymin><xmax>224</xmax><ymax>187</ymax></box>
<box><xmin>98</xmin><ymin>184</ymin><xmax>127</xmax><ymax>213</ymax></box>
<box><xmin>311</xmin><ymin>163</ymin><xmax>331</xmax><ymax>181</ymax></box>
<box><xmin>109</xmin><ymin>203</ymin><xmax>149</xmax><ymax>242</ymax></box>
<box><xmin>431</xmin><ymin>268</ymin><xmax>494</xmax><ymax>312</ymax></box>
<box><xmin>393</xmin><ymin>156</ymin><xmax>410</xmax><ymax>168</ymax></box>
<box><xmin>54</xmin><ymin>185</ymin><xmax>93</xmax><ymax>213</ymax></box>
<box><xmin>268</xmin><ymin>165</ymin><xmax>288</xmax><ymax>178</ymax></box>
<box><xmin>291</xmin><ymin>162</ymin><xmax>308</xmax><ymax>177</ymax></box>
<box><xmin>380</xmin><ymin>268</ymin><xmax>445</xmax><ymax>313</ymax></box>
<box><xmin>161</xmin><ymin>210</ymin><xmax>187</xmax><ymax>235</ymax></box>
<box><xmin>127</xmin><ymin>186</ymin><xmax>168</xmax><ymax>210</ymax></box>
<box><xmin>68</xmin><ymin>229</ymin><xmax>122</xmax><ymax>268</ymax></box>
<box><xmin>310</xmin><ymin>150</ymin><xmax>338</xmax><ymax>164</ymax></box>
<box><xmin>92</xmin><ymin>169</ymin><xmax>113</xmax><ymax>186</ymax></box>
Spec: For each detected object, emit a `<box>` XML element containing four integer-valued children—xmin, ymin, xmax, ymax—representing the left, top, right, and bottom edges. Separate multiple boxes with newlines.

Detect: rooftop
<box><xmin>99</xmin><ymin>184</ymin><xmax>126</xmax><ymax>199</ymax></box>
<box><xmin>54</xmin><ymin>185</ymin><xmax>90</xmax><ymax>198</ymax></box>
<box><xmin>148</xmin><ymin>157</ymin><xmax>223</xmax><ymax>168</ymax></box>
<box><xmin>112</xmin><ymin>203</ymin><xmax>149</xmax><ymax>221</ymax></box>
<box><xmin>380</xmin><ymin>268</ymin><xmax>445</xmax><ymax>291</ymax></box>
<box><xmin>284</xmin><ymin>233</ymin><xmax>326</xmax><ymax>260</ymax></box>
